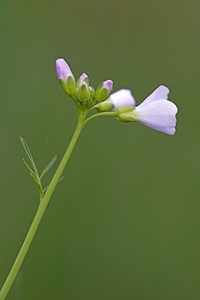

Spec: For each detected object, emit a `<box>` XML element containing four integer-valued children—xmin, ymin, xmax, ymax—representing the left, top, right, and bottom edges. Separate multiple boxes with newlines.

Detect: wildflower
<box><xmin>116</xmin><ymin>86</ymin><xmax>178</xmax><ymax>135</ymax></box>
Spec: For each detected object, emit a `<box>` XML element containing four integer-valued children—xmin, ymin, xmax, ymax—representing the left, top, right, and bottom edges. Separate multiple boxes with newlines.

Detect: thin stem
<box><xmin>82</xmin><ymin>111</ymin><xmax>118</xmax><ymax>127</ymax></box>
<box><xmin>0</xmin><ymin>113</ymin><xmax>86</xmax><ymax>300</ymax></box>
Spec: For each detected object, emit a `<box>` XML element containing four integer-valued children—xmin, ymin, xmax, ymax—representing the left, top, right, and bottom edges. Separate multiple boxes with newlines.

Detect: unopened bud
<box><xmin>55</xmin><ymin>58</ymin><xmax>76</xmax><ymax>95</ymax></box>
<box><xmin>77</xmin><ymin>73</ymin><xmax>89</xmax><ymax>88</ymax></box>
<box><xmin>95</xmin><ymin>80</ymin><xmax>113</xmax><ymax>103</ymax></box>
<box><xmin>76</xmin><ymin>82</ymin><xmax>91</xmax><ymax>102</ymax></box>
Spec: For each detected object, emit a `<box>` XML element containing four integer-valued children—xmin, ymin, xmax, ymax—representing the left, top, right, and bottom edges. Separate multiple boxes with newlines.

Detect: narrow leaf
<box><xmin>40</xmin><ymin>155</ymin><xmax>57</xmax><ymax>179</ymax></box>
<box><xmin>20</xmin><ymin>137</ymin><xmax>39</xmax><ymax>176</ymax></box>
<box><xmin>22</xmin><ymin>158</ymin><xmax>36</xmax><ymax>176</ymax></box>
<box><xmin>30</xmin><ymin>173</ymin><xmax>41</xmax><ymax>186</ymax></box>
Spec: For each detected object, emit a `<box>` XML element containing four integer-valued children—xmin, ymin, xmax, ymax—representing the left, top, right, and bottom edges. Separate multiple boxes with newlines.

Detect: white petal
<box><xmin>134</xmin><ymin>100</ymin><xmax>178</xmax><ymax>135</ymax></box>
<box><xmin>138</xmin><ymin>85</ymin><xmax>169</xmax><ymax>109</ymax></box>
<box><xmin>109</xmin><ymin>89</ymin><xmax>136</xmax><ymax>110</ymax></box>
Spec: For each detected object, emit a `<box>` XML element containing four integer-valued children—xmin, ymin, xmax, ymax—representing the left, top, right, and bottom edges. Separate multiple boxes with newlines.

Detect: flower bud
<box><xmin>76</xmin><ymin>82</ymin><xmax>91</xmax><ymax>102</ymax></box>
<box><xmin>55</xmin><ymin>58</ymin><xmax>76</xmax><ymax>95</ymax></box>
<box><xmin>77</xmin><ymin>73</ymin><xmax>89</xmax><ymax>88</ymax></box>
<box><xmin>95</xmin><ymin>80</ymin><xmax>113</xmax><ymax>103</ymax></box>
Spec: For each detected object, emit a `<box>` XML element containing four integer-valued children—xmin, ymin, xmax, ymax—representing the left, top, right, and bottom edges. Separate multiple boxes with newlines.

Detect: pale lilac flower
<box><xmin>116</xmin><ymin>85</ymin><xmax>178</xmax><ymax>135</ymax></box>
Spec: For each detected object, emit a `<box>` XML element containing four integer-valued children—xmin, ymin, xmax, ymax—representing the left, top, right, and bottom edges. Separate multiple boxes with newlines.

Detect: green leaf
<box><xmin>20</xmin><ymin>137</ymin><xmax>39</xmax><ymax>177</ymax></box>
<box><xmin>22</xmin><ymin>158</ymin><xmax>36</xmax><ymax>176</ymax></box>
<box><xmin>30</xmin><ymin>172</ymin><xmax>40</xmax><ymax>186</ymax></box>
<box><xmin>40</xmin><ymin>155</ymin><xmax>57</xmax><ymax>179</ymax></box>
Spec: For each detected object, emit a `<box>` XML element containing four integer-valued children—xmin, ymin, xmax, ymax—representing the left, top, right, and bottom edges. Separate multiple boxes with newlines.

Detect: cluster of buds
<box><xmin>56</xmin><ymin>58</ymin><xmax>113</xmax><ymax>107</ymax></box>
<box><xmin>56</xmin><ymin>58</ymin><xmax>178</xmax><ymax>135</ymax></box>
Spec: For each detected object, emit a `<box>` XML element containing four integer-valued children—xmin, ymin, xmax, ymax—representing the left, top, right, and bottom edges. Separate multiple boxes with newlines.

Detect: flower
<box><xmin>116</xmin><ymin>85</ymin><xmax>178</xmax><ymax>135</ymax></box>
<box><xmin>55</xmin><ymin>58</ymin><xmax>76</xmax><ymax>95</ymax></box>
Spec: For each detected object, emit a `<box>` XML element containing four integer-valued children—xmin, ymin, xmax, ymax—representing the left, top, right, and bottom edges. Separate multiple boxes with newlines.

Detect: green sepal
<box><xmin>89</xmin><ymin>86</ymin><xmax>95</xmax><ymax>99</ymax></box>
<box><xmin>95</xmin><ymin>84</ymin><xmax>110</xmax><ymax>103</ymax></box>
<box><xmin>76</xmin><ymin>84</ymin><xmax>90</xmax><ymax>102</ymax></box>
<box><xmin>59</xmin><ymin>76</ymin><xmax>76</xmax><ymax>95</ymax></box>
<box><xmin>116</xmin><ymin>114</ymin><xmax>136</xmax><ymax>122</ymax></box>
<box><xmin>95</xmin><ymin>101</ymin><xmax>114</xmax><ymax>112</ymax></box>
<box><xmin>117</xmin><ymin>106</ymin><xmax>135</xmax><ymax>114</ymax></box>
<box><xmin>116</xmin><ymin>106</ymin><xmax>136</xmax><ymax>122</ymax></box>
<box><xmin>67</xmin><ymin>76</ymin><xmax>76</xmax><ymax>95</ymax></box>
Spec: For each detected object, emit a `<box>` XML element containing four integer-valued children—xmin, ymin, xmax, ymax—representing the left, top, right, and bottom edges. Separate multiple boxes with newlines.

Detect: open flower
<box><xmin>116</xmin><ymin>85</ymin><xmax>178</xmax><ymax>135</ymax></box>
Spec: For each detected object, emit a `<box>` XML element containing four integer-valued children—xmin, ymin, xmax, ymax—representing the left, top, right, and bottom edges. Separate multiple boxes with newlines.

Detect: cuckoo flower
<box><xmin>116</xmin><ymin>86</ymin><xmax>178</xmax><ymax>135</ymax></box>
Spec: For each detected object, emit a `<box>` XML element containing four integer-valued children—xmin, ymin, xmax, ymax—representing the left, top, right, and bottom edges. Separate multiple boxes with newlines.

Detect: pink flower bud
<box><xmin>55</xmin><ymin>58</ymin><xmax>76</xmax><ymax>95</ymax></box>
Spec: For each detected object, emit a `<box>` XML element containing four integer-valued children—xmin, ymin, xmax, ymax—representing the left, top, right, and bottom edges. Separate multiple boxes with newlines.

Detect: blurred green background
<box><xmin>0</xmin><ymin>0</ymin><xmax>200</xmax><ymax>299</ymax></box>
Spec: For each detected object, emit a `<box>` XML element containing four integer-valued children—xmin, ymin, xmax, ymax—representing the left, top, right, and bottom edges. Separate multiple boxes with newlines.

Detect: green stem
<box><xmin>0</xmin><ymin>113</ymin><xmax>86</xmax><ymax>300</ymax></box>
<box><xmin>82</xmin><ymin>111</ymin><xmax>117</xmax><ymax>127</ymax></box>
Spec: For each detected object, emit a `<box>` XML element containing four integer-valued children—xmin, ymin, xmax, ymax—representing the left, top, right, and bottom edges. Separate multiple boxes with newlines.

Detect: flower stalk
<box><xmin>0</xmin><ymin>112</ymin><xmax>86</xmax><ymax>300</ymax></box>
<box><xmin>0</xmin><ymin>57</ymin><xmax>178</xmax><ymax>300</ymax></box>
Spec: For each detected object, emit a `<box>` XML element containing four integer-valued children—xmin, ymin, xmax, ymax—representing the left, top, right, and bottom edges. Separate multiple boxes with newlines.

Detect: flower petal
<box><xmin>109</xmin><ymin>89</ymin><xmax>136</xmax><ymax>110</ymax></box>
<box><xmin>134</xmin><ymin>99</ymin><xmax>178</xmax><ymax>135</ymax></box>
<box><xmin>138</xmin><ymin>85</ymin><xmax>169</xmax><ymax>109</ymax></box>
<box><xmin>55</xmin><ymin>58</ymin><xmax>74</xmax><ymax>80</ymax></box>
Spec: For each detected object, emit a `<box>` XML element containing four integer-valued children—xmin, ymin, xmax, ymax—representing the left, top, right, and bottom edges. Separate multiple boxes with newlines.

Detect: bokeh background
<box><xmin>0</xmin><ymin>1</ymin><xmax>200</xmax><ymax>299</ymax></box>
